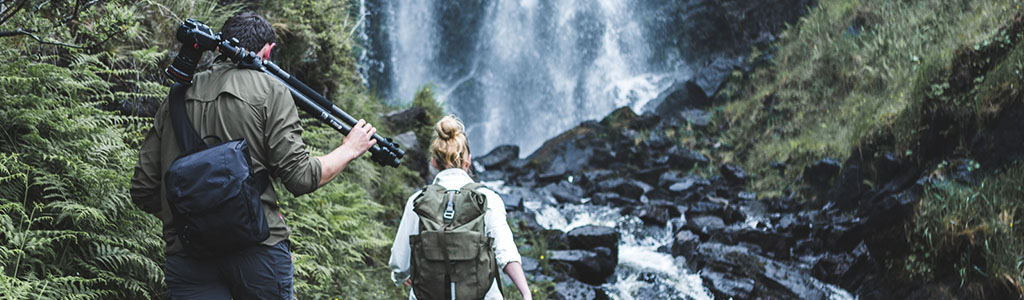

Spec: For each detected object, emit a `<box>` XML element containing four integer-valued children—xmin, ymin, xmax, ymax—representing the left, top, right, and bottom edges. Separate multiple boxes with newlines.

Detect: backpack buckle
<box><xmin>443</xmin><ymin>209</ymin><xmax>455</xmax><ymax>220</ymax></box>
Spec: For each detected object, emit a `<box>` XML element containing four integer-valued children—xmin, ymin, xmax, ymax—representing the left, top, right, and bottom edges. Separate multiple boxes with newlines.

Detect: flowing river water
<box><xmin>485</xmin><ymin>180</ymin><xmax>857</xmax><ymax>299</ymax></box>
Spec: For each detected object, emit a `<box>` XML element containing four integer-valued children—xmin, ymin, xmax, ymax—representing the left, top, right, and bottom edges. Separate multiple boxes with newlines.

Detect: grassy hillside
<box><xmin>714</xmin><ymin>0</ymin><xmax>1024</xmax><ymax>295</ymax></box>
<box><xmin>0</xmin><ymin>0</ymin><xmax>426</xmax><ymax>299</ymax></box>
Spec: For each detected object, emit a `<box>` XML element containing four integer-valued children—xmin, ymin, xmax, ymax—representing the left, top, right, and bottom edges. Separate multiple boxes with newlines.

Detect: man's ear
<box><xmin>257</xmin><ymin>43</ymin><xmax>275</xmax><ymax>60</ymax></box>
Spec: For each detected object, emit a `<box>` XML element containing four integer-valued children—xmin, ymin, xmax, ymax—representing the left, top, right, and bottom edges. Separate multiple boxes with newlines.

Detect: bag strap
<box><xmin>167</xmin><ymin>82</ymin><xmax>205</xmax><ymax>153</ymax></box>
<box><xmin>440</xmin><ymin>189</ymin><xmax>457</xmax><ymax>299</ymax></box>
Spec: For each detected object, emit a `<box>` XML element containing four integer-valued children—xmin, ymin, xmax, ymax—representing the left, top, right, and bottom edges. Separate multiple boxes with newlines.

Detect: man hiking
<box><xmin>130</xmin><ymin>11</ymin><xmax>377</xmax><ymax>299</ymax></box>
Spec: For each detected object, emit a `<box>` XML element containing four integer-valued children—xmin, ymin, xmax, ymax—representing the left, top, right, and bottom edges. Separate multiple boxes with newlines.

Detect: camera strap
<box><xmin>168</xmin><ymin>82</ymin><xmax>205</xmax><ymax>152</ymax></box>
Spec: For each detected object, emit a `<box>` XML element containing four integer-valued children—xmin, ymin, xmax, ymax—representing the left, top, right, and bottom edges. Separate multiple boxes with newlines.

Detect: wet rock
<box><xmin>693</xmin><ymin>243</ymin><xmax>829</xmax><ymax>300</ymax></box>
<box><xmin>671</xmin><ymin>229</ymin><xmax>700</xmax><ymax>258</ymax></box>
<box><xmin>667</xmin><ymin>175</ymin><xmax>711</xmax><ymax>194</ymax></box>
<box><xmin>701</xmin><ymin>268</ymin><xmax>756</xmax><ymax>299</ymax></box>
<box><xmin>687</xmin><ymin>201</ymin><xmax>745</xmax><ymax>224</ymax></box>
<box><xmin>827</xmin><ymin>158</ymin><xmax>869</xmax><ymax>210</ymax></box>
<box><xmin>580</xmin><ymin>169</ymin><xmax>616</xmax><ymax>190</ymax></box>
<box><xmin>719</xmin><ymin>163</ymin><xmax>749</xmax><ymax>185</ymax></box>
<box><xmin>501</xmin><ymin>192</ymin><xmax>524</xmax><ymax>211</ymax></box>
<box><xmin>804</xmin><ymin>158</ymin><xmax>841</xmax><ymax>188</ymax></box>
<box><xmin>589</xmin><ymin>192</ymin><xmax>620</xmax><ymax>206</ymax></box>
<box><xmin>566</xmin><ymin>225</ymin><xmax>620</xmax><ymax>258</ymax></box>
<box><xmin>685</xmin><ymin>215</ymin><xmax>726</xmax><ymax>236</ymax></box>
<box><xmin>552</xmin><ymin>277</ymin><xmax>610</xmax><ymax>300</ymax></box>
<box><xmin>595</xmin><ymin>178</ymin><xmax>650</xmax><ymax>200</ymax></box>
<box><xmin>658</xmin><ymin>170</ymin><xmax>686</xmax><ymax>188</ymax></box>
<box><xmin>477</xmin><ymin>144</ymin><xmax>520</xmax><ymax>170</ymax></box>
<box><xmin>548</xmin><ymin>249</ymin><xmax>616</xmax><ymax>285</ymax></box>
<box><xmin>544</xmin><ymin>181</ymin><xmax>584</xmax><ymax>204</ymax></box>
<box><xmin>635</xmin><ymin>166</ymin><xmax>670</xmax><ymax>185</ymax></box>
<box><xmin>642</xmin><ymin>132</ymin><xmax>675</xmax><ymax>150</ymax></box>
<box><xmin>637</xmin><ymin>204</ymin><xmax>678</xmax><ymax>227</ymax></box>
<box><xmin>648</xmin><ymin>80</ymin><xmax>712</xmax><ymax>116</ymax></box>
<box><xmin>381</xmin><ymin>106</ymin><xmax>428</xmax><ymax>132</ymax></box>
<box><xmin>667</xmin><ymin>146</ymin><xmax>710</xmax><ymax>169</ymax></box>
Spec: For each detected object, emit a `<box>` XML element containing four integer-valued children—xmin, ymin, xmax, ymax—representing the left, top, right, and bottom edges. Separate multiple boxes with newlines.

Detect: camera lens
<box><xmin>165</xmin><ymin>44</ymin><xmax>202</xmax><ymax>83</ymax></box>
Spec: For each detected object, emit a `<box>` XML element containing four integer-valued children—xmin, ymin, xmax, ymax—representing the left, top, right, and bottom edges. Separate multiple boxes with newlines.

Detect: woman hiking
<box><xmin>389</xmin><ymin>115</ymin><xmax>532</xmax><ymax>299</ymax></box>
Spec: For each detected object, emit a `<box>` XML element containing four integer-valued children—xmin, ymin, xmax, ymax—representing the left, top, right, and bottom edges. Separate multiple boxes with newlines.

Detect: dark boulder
<box><xmin>647</xmin><ymin>80</ymin><xmax>712</xmax><ymax>116</ymax></box>
<box><xmin>595</xmin><ymin>178</ymin><xmax>650</xmax><ymax>200</ymax></box>
<box><xmin>566</xmin><ymin>225</ymin><xmax>620</xmax><ymax>258</ymax></box>
<box><xmin>635</xmin><ymin>166</ymin><xmax>670</xmax><ymax>186</ymax></box>
<box><xmin>692</xmin><ymin>243</ymin><xmax>830</xmax><ymax>300</ymax></box>
<box><xmin>551</xmin><ymin>277</ymin><xmax>610</xmax><ymax>300</ymax></box>
<box><xmin>501</xmin><ymin>192</ymin><xmax>524</xmax><ymax>211</ymax></box>
<box><xmin>671</xmin><ymin>229</ymin><xmax>700</xmax><ymax>259</ymax></box>
<box><xmin>637</xmin><ymin>204</ymin><xmax>679</xmax><ymax>227</ymax></box>
<box><xmin>803</xmin><ymin>158</ymin><xmax>841</xmax><ymax>189</ymax></box>
<box><xmin>548</xmin><ymin>249</ymin><xmax>616</xmax><ymax>285</ymax></box>
<box><xmin>667</xmin><ymin>146</ymin><xmax>709</xmax><ymax>169</ymax></box>
<box><xmin>544</xmin><ymin>181</ymin><xmax>584</xmax><ymax>204</ymax></box>
<box><xmin>668</xmin><ymin>175</ymin><xmax>711</xmax><ymax>194</ymax></box>
<box><xmin>381</xmin><ymin>106</ymin><xmax>428</xmax><ymax>132</ymax></box>
<box><xmin>589</xmin><ymin>192</ymin><xmax>621</xmax><ymax>206</ymax></box>
<box><xmin>687</xmin><ymin>201</ymin><xmax>745</xmax><ymax>224</ymax></box>
<box><xmin>719</xmin><ymin>163</ymin><xmax>749</xmax><ymax>185</ymax></box>
<box><xmin>477</xmin><ymin>144</ymin><xmax>520</xmax><ymax>170</ymax></box>
<box><xmin>685</xmin><ymin>215</ymin><xmax>726</xmax><ymax>236</ymax></box>
<box><xmin>658</xmin><ymin>170</ymin><xmax>686</xmax><ymax>188</ymax></box>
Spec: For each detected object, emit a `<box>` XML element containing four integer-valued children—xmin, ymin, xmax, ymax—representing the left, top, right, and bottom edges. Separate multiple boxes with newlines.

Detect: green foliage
<box><xmin>717</xmin><ymin>0</ymin><xmax>1019</xmax><ymax>195</ymax></box>
<box><xmin>907</xmin><ymin>162</ymin><xmax>1024</xmax><ymax>292</ymax></box>
<box><xmin>412</xmin><ymin>85</ymin><xmax>445</xmax><ymax>153</ymax></box>
<box><xmin>0</xmin><ymin>49</ymin><xmax>164</xmax><ymax>298</ymax></box>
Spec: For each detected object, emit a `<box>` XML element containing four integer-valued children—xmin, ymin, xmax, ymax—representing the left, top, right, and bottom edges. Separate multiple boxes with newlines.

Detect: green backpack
<box><xmin>410</xmin><ymin>183</ymin><xmax>501</xmax><ymax>300</ymax></box>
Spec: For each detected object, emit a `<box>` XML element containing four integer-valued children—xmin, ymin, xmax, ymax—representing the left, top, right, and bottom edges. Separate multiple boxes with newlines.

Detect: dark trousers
<box><xmin>165</xmin><ymin>240</ymin><xmax>293</xmax><ymax>300</ymax></box>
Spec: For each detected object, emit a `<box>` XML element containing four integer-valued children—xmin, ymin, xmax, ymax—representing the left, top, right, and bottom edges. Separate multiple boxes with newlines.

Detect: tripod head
<box><xmin>163</xmin><ymin>19</ymin><xmax>404</xmax><ymax>167</ymax></box>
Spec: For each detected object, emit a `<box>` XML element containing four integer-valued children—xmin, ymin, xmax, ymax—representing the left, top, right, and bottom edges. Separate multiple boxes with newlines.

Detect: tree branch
<box><xmin>0</xmin><ymin>0</ymin><xmax>28</xmax><ymax>27</ymax></box>
<box><xmin>0</xmin><ymin>29</ymin><xmax>84</xmax><ymax>48</ymax></box>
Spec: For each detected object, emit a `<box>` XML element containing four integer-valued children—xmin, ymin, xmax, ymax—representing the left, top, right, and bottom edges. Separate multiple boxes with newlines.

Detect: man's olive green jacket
<box><xmin>131</xmin><ymin>63</ymin><xmax>323</xmax><ymax>254</ymax></box>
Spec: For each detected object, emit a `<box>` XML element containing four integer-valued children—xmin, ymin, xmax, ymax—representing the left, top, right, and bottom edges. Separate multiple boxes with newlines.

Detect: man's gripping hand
<box><xmin>316</xmin><ymin>119</ymin><xmax>378</xmax><ymax>186</ymax></box>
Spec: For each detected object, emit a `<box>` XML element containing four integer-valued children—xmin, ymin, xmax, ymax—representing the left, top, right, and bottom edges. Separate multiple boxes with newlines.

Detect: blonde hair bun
<box><xmin>430</xmin><ymin>115</ymin><xmax>471</xmax><ymax>170</ymax></box>
<box><xmin>435</xmin><ymin>115</ymin><xmax>463</xmax><ymax>141</ymax></box>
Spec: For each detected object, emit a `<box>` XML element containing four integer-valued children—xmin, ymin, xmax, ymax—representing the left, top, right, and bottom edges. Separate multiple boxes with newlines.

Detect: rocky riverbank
<box><xmin>468</xmin><ymin>107</ymin><xmax>861</xmax><ymax>299</ymax></box>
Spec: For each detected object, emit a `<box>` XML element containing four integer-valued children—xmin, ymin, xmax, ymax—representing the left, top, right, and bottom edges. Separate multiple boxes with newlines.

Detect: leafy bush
<box><xmin>0</xmin><ymin>49</ymin><xmax>164</xmax><ymax>299</ymax></box>
<box><xmin>909</xmin><ymin>162</ymin><xmax>1024</xmax><ymax>293</ymax></box>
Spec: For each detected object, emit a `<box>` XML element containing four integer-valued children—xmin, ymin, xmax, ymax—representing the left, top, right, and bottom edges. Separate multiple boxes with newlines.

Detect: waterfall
<box><xmin>361</xmin><ymin>0</ymin><xmax>690</xmax><ymax>155</ymax></box>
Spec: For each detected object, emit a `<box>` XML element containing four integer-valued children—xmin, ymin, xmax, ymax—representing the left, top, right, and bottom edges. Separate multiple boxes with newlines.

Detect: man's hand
<box><xmin>340</xmin><ymin>119</ymin><xmax>377</xmax><ymax>155</ymax></box>
<box><xmin>316</xmin><ymin>119</ymin><xmax>378</xmax><ymax>186</ymax></box>
<box><xmin>403</xmin><ymin>279</ymin><xmax>412</xmax><ymax>287</ymax></box>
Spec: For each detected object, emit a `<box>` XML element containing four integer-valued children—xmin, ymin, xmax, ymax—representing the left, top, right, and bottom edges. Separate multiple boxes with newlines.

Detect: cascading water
<box><xmin>360</xmin><ymin>0</ymin><xmax>690</xmax><ymax>155</ymax></box>
<box><xmin>486</xmin><ymin>180</ymin><xmax>858</xmax><ymax>300</ymax></box>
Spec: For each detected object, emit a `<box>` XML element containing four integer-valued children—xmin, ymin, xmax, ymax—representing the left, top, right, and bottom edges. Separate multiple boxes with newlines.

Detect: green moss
<box><xmin>718</xmin><ymin>0</ymin><xmax>1019</xmax><ymax>196</ymax></box>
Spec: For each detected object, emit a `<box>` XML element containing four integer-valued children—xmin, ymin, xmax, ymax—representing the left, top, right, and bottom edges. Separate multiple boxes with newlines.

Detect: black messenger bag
<box><xmin>163</xmin><ymin>83</ymin><xmax>270</xmax><ymax>258</ymax></box>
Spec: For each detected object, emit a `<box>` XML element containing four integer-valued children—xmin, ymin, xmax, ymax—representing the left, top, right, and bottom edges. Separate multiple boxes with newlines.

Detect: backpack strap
<box><xmin>459</xmin><ymin>182</ymin><xmax>504</xmax><ymax>296</ymax></box>
<box><xmin>167</xmin><ymin>82</ymin><xmax>205</xmax><ymax>153</ymax></box>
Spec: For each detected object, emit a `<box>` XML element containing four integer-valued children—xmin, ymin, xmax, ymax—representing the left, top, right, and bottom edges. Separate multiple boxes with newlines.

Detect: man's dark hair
<box><xmin>221</xmin><ymin>12</ymin><xmax>276</xmax><ymax>53</ymax></box>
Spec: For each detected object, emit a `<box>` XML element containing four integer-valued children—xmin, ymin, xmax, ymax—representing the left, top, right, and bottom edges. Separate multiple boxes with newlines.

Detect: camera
<box><xmin>164</xmin><ymin>19</ymin><xmax>222</xmax><ymax>84</ymax></box>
